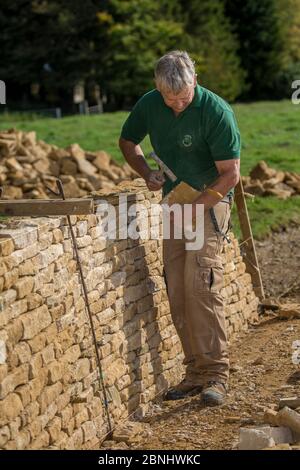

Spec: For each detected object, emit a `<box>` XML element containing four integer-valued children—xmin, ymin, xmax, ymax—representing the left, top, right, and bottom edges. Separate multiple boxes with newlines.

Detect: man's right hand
<box><xmin>145</xmin><ymin>170</ymin><xmax>166</xmax><ymax>191</ymax></box>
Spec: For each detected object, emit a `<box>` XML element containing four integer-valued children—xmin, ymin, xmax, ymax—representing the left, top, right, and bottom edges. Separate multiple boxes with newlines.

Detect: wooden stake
<box><xmin>234</xmin><ymin>178</ymin><xmax>265</xmax><ymax>299</ymax></box>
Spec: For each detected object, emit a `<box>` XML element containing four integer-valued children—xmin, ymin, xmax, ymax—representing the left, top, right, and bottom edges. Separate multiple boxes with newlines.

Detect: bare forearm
<box><xmin>192</xmin><ymin>171</ymin><xmax>238</xmax><ymax>214</ymax></box>
<box><xmin>119</xmin><ymin>138</ymin><xmax>151</xmax><ymax>180</ymax></box>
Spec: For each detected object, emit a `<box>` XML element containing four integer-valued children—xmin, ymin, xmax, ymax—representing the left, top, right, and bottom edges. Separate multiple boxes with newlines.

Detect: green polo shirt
<box><xmin>120</xmin><ymin>84</ymin><xmax>241</xmax><ymax>198</ymax></box>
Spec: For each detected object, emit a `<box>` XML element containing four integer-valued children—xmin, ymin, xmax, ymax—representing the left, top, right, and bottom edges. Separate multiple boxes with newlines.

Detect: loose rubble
<box><xmin>242</xmin><ymin>160</ymin><xmax>300</xmax><ymax>199</ymax></box>
<box><xmin>0</xmin><ymin>129</ymin><xmax>138</xmax><ymax>200</ymax></box>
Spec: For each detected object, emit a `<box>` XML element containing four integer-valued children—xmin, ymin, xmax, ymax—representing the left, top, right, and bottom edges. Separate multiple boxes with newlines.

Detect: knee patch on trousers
<box><xmin>194</xmin><ymin>255</ymin><xmax>223</xmax><ymax>295</ymax></box>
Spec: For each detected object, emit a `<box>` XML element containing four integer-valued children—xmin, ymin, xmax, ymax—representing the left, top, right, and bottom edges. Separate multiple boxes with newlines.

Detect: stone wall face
<box><xmin>0</xmin><ymin>182</ymin><xmax>259</xmax><ymax>449</ymax></box>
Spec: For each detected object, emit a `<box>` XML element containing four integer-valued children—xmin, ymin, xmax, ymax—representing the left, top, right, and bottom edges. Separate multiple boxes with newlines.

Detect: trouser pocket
<box><xmin>194</xmin><ymin>255</ymin><xmax>224</xmax><ymax>295</ymax></box>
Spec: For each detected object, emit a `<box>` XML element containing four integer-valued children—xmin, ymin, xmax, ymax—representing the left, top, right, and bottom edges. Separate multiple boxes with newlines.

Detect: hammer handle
<box><xmin>148</xmin><ymin>152</ymin><xmax>177</xmax><ymax>182</ymax></box>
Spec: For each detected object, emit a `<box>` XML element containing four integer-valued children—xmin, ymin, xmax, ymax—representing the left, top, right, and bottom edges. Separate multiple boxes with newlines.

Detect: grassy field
<box><xmin>1</xmin><ymin>100</ymin><xmax>300</xmax><ymax>239</ymax></box>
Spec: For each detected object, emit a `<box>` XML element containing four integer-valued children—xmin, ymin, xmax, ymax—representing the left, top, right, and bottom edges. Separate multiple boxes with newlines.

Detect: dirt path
<box><xmin>257</xmin><ymin>222</ymin><xmax>300</xmax><ymax>301</ymax></box>
<box><xmin>127</xmin><ymin>224</ymin><xmax>300</xmax><ymax>450</ymax></box>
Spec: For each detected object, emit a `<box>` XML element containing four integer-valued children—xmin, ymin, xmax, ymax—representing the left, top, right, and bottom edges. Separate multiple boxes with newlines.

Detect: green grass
<box><xmin>233</xmin><ymin>100</ymin><xmax>300</xmax><ymax>175</ymax></box>
<box><xmin>1</xmin><ymin>100</ymin><xmax>300</xmax><ymax>238</ymax></box>
<box><xmin>0</xmin><ymin>111</ymin><xmax>133</xmax><ymax>162</ymax></box>
<box><xmin>1</xmin><ymin>100</ymin><xmax>300</xmax><ymax>172</ymax></box>
<box><xmin>231</xmin><ymin>195</ymin><xmax>300</xmax><ymax>240</ymax></box>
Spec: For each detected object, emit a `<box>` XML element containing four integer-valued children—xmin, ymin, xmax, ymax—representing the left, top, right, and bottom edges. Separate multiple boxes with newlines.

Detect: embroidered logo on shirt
<box><xmin>182</xmin><ymin>134</ymin><xmax>193</xmax><ymax>147</ymax></box>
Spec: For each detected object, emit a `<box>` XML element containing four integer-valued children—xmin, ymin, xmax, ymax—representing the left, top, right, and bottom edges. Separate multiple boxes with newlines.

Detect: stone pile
<box><xmin>242</xmin><ymin>160</ymin><xmax>300</xmax><ymax>199</ymax></box>
<box><xmin>239</xmin><ymin>404</ymin><xmax>300</xmax><ymax>450</ymax></box>
<box><xmin>0</xmin><ymin>129</ymin><xmax>138</xmax><ymax>200</ymax></box>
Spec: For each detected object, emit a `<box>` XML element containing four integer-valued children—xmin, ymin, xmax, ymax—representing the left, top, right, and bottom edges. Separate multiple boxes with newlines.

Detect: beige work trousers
<box><xmin>163</xmin><ymin>200</ymin><xmax>232</xmax><ymax>385</ymax></box>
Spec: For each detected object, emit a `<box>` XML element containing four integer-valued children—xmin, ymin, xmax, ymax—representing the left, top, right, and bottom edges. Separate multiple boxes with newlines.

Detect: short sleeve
<box><xmin>205</xmin><ymin>110</ymin><xmax>241</xmax><ymax>160</ymax></box>
<box><xmin>120</xmin><ymin>97</ymin><xmax>148</xmax><ymax>144</ymax></box>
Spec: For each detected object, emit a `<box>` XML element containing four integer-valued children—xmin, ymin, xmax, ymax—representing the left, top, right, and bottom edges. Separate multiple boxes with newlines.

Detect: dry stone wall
<box><xmin>0</xmin><ymin>180</ymin><xmax>259</xmax><ymax>449</ymax></box>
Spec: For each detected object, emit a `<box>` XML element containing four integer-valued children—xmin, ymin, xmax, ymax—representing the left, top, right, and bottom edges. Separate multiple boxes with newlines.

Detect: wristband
<box><xmin>206</xmin><ymin>187</ymin><xmax>224</xmax><ymax>199</ymax></box>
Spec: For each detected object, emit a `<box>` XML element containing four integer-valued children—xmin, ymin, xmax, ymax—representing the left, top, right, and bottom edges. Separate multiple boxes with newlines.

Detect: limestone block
<box><xmin>4</xmin><ymin>268</ymin><xmax>19</xmax><ymax>290</ymax></box>
<box><xmin>47</xmin><ymin>361</ymin><xmax>64</xmax><ymax>384</ymax></box>
<box><xmin>46</xmin><ymin>416</ymin><xmax>62</xmax><ymax>444</ymax></box>
<box><xmin>0</xmin><ymin>364</ymin><xmax>29</xmax><ymax>399</ymax></box>
<box><xmin>29</xmin><ymin>371</ymin><xmax>48</xmax><ymax>402</ymax></box>
<box><xmin>28</xmin><ymin>429</ymin><xmax>50</xmax><ymax>449</ymax></box>
<box><xmin>0</xmin><ymin>393</ymin><xmax>23</xmax><ymax>427</ymax></box>
<box><xmin>70</xmin><ymin>358</ymin><xmax>90</xmax><ymax>382</ymax></box>
<box><xmin>38</xmin><ymin>382</ymin><xmax>63</xmax><ymax>414</ymax></box>
<box><xmin>21</xmin><ymin>305</ymin><xmax>52</xmax><ymax>339</ymax></box>
<box><xmin>0</xmin><ymin>237</ymin><xmax>14</xmax><ymax>257</ymax></box>
<box><xmin>277</xmin><ymin>407</ymin><xmax>300</xmax><ymax>434</ymax></box>
<box><xmin>82</xmin><ymin>420</ymin><xmax>97</xmax><ymax>443</ymax></box>
<box><xmin>0</xmin><ymin>425</ymin><xmax>10</xmax><ymax>447</ymax></box>
<box><xmin>41</xmin><ymin>344</ymin><xmax>55</xmax><ymax>366</ymax></box>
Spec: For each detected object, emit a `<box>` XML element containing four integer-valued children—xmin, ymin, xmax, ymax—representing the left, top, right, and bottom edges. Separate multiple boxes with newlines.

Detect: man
<box><xmin>119</xmin><ymin>50</ymin><xmax>240</xmax><ymax>406</ymax></box>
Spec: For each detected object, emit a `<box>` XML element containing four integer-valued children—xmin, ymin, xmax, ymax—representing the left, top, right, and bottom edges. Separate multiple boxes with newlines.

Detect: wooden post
<box><xmin>234</xmin><ymin>178</ymin><xmax>265</xmax><ymax>299</ymax></box>
<box><xmin>0</xmin><ymin>198</ymin><xmax>94</xmax><ymax>217</ymax></box>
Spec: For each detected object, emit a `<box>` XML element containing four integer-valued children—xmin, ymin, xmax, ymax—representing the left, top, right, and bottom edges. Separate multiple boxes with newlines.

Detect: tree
<box><xmin>276</xmin><ymin>0</ymin><xmax>300</xmax><ymax>67</ymax></box>
<box><xmin>225</xmin><ymin>0</ymin><xmax>284</xmax><ymax>99</ymax></box>
<box><xmin>271</xmin><ymin>0</ymin><xmax>300</xmax><ymax>98</ymax></box>
<box><xmin>0</xmin><ymin>0</ymin><xmax>105</xmax><ymax>108</ymax></box>
<box><xmin>178</xmin><ymin>0</ymin><xmax>246</xmax><ymax>102</ymax></box>
<box><xmin>97</xmin><ymin>0</ymin><xmax>185</xmax><ymax>108</ymax></box>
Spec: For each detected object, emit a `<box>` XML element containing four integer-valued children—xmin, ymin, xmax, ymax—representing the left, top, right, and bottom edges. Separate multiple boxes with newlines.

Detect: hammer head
<box><xmin>148</xmin><ymin>151</ymin><xmax>202</xmax><ymax>205</ymax></box>
<box><xmin>148</xmin><ymin>151</ymin><xmax>177</xmax><ymax>182</ymax></box>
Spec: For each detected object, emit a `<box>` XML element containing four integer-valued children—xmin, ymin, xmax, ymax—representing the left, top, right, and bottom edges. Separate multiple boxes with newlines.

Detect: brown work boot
<box><xmin>201</xmin><ymin>381</ymin><xmax>227</xmax><ymax>406</ymax></box>
<box><xmin>164</xmin><ymin>379</ymin><xmax>203</xmax><ymax>401</ymax></box>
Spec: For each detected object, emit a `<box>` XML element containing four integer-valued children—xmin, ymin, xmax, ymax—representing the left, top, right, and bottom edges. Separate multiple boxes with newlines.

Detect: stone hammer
<box><xmin>148</xmin><ymin>151</ymin><xmax>203</xmax><ymax>205</ymax></box>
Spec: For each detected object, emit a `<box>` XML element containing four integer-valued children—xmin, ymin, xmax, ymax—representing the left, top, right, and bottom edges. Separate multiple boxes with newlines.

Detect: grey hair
<box><xmin>154</xmin><ymin>50</ymin><xmax>196</xmax><ymax>94</ymax></box>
